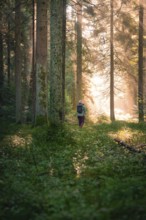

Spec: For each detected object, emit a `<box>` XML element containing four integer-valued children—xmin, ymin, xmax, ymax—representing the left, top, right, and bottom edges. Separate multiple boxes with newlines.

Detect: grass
<box><xmin>0</xmin><ymin>120</ymin><xmax>146</xmax><ymax>220</ymax></box>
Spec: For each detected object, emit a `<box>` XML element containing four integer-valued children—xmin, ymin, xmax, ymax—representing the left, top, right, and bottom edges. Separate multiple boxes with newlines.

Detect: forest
<box><xmin>1</xmin><ymin>0</ymin><xmax>146</xmax><ymax>219</ymax></box>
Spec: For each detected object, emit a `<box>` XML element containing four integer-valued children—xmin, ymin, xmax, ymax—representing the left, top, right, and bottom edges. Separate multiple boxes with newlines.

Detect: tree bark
<box><xmin>15</xmin><ymin>0</ymin><xmax>22</xmax><ymax>123</ymax></box>
<box><xmin>30</xmin><ymin>0</ymin><xmax>37</xmax><ymax>124</ymax></box>
<box><xmin>0</xmin><ymin>32</ymin><xmax>3</xmax><ymax>87</ymax></box>
<box><xmin>114</xmin><ymin>138</ymin><xmax>145</xmax><ymax>154</ymax></box>
<box><xmin>138</xmin><ymin>0</ymin><xmax>144</xmax><ymax>122</ymax></box>
<box><xmin>0</xmin><ymin>4</ymin><xmax>4</xmax><ymax>89</ymax></box>
<box><xmin>62</xmin><ymin>0</ymin><xmax>66</xmax><ymax>121</ymax></box>
<box><xmin>50</xmin><ymin>0</ymin><xmax>66</xmax><ymax>125</ymax></box>
<box><xmin>35</xmin><ymin>0</ymin><xmax>48</xmax><ymax>122</ymax></box>
<box><xmin>76</xmin><ymin>0</ymin><xmax>82</xmax><ymax>102</ymax></box>
<box><xmin>7</xmin><ymin>18</ymin><xmax>11</xmax><ymax>86</ymax></box>
<box><xmin>110</xmin><ymin>0</ymin><xmax>115</xmax><ymax>122</ymax></box>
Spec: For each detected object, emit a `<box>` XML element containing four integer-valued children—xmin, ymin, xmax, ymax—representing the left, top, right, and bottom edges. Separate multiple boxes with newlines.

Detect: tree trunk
<box><xmin>61</xmin><ymin>0</ymin><xmax>66</xmax><ymax>121</ymax></box>
<box><xmin>30</xmin><ymin>0</ymin><xmax>37</xmax><ymax>124</ymax></box>
<box><xmin>35</xmin><ymin>0</ymin><xmax>48</xmax><ymax>123</ymax></box>
<box><xmin>0</xmin><ymin>31</ymin><xmax>4</xmax><ymax>87</ymax></box>
<box><xmin>22</xmin><ymin>29</ymin><xmax>32</xmax><ymax>123</ymax></box>
<box><xmin>7</xmin><ymin>18</ymin><xmax>11</xmax><ymax>86</ymax></box>
<box><xmin>50</xmin><ymin>0</ymin><xmax>66</xmax><ymax>125</ymax></box>
<box><xmin>15</xmin><ymin>0</ymin><xmax>22</xmax><ymax>123</ymax></box>
<box><xmin>0</xmin><ymin>2</ymin><xmax>4</xmax><ymax>90</ymax></box>
<box><xmin>138</xmin><ymin>0</ymin><xmax>144</xmax><ymax>122</ymax></box>
<box><xmin>71</xmin><ymin>4</ymin><xmax>77</xmax><ymax>109</ymax></box>
<box><xmin>76</xmin><ymin>0</ymin><xmax>82</xmax><ymax>102</ymax></box>
<box><xmin>0</xmin><ymin>31</ymin><xmax>3</xmax><ymax>108</ymax></box>
<box><xmin>110</xmin><ymin>0</ymin><xmax>115</xmax><ymax>122</ymax></box>
<box><xmin>6</xmin><ymin>0</ymin><xmax>11</xmax><ymax>86</ymax></box>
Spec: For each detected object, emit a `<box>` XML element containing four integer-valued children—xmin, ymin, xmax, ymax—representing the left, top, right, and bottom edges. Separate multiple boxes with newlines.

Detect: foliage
<box><xmin>1</xmin><ymin>121</ymin><xmax>146</xmax><ymax>220</ymax></box>
<box><xmin>97</xmin><ymin>114</ymin><xmax>110</xmax><ymax>123</ymax></box>
<box><xmin>0</xmin><ymin>85</ymin><xmax>15</xmax><ymax>121</ymax></box>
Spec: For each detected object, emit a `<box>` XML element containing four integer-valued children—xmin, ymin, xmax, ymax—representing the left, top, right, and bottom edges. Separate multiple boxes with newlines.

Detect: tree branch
<box><xmin>114</xmin><ymin>138</ymin><xmax>143</xmax><ymax>154</ymax></box>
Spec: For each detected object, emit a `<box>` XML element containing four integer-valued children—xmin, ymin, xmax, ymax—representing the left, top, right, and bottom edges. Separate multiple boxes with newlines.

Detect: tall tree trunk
<box><xmin>143</xmin><ymin>0</ymin><xmax>146</xmax><ymax>118</ymax></box>
<box><xmin>110</xmin><ymin>0</ymin><xmax>115</xmax><ymax>122</ymax></box>
<box><xmin>62</xmin><ymin>0</ymin><xmax>66</xmax><ymax>121</ymax></box>
<box><xmin>50</xmin><ymin>0</ymin><xmax>66</xmax><ymax>125</ymax></box>
<box><xmin>0</xmin><ymin>32</ymin><xmax>4</xmax><ymax>87</ymax></box>
<box><xmin>35</xmin><ymin>0</ymin><xmax>48</xmax><ymax>123</ymax></box>
<box><xmin>22</xmin><ymin>31</ymin><xmax>32</xmax><ymax>123</ymax></box>
<box><xmin>138</xmin><ymin>0</ymin><xmax>144</xmax><ymax>122</ymax></box>
<box><xmin>72</xmin><ymin>53</ymin><xmax>77</xmax><ymax>109</ymax></box>
<box><xmin>0</xmin><ymin>31</ymin><xmax>3</xmax><ymax>108</ymax></box>
<box><xmin>7</xmin><ymin>0</ymin><xmax>11</xmax><ymax>86</ymax></box>
<box><xmin>31</xmin><ymin>0</ymin><xmax>37</xmax><ymax>124</ymax></box>
<box><xmin>0</xmin><ymin>2</ymin><xmax>4</xmax><ymax>89</ymax></box>
<box><xmin>76</xmin><ymin>0</ymin><xmax>82</xmax><ymax>102</ymax></box>
<box><xmin>7</xmin><ymin>18</ymin><xmax>11</xmax><ymax>86</ymax></box>
<box><xmin>15</xmin><ymin>0</ymin><xmax>22</xmax><ymax>123</ymax></box>
<box><xmin>71</xmin><ymin>4</ymin><xmax>77</xmax><ymax>109</ymax></box>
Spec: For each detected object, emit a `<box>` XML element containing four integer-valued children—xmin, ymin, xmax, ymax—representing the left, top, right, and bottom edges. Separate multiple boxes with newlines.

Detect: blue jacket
<box><xmin>77</xmin><ymin>104</ymin><xmax>86</xmax><ymax>116</ymax></box>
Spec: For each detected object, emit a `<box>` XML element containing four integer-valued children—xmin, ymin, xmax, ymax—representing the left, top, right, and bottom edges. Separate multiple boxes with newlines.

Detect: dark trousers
<box><xmin>78</xmin><ymin>116</ymin><xmax>85</xmax><ymax>127</ymax></box>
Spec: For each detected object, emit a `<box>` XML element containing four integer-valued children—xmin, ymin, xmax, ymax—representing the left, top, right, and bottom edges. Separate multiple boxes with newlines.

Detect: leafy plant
<box><xmin>1</xmin><ymin>121</ymin><xmax>146</xmax><ymax>220</ymax></box>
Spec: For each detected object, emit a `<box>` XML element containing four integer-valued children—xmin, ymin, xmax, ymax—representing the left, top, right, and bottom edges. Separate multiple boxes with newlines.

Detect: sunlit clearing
<box><xmin>73</xmin><ymin>150</ymin><xmax>88</xmax><ymax>178</ymax></box>
<box><xmin>3</xmin><ymin>134</ymin><xmax>32</xmax><ymax>147</ymax></box>
<box><xmin>109</xmin><ymin>127</ymin><xmax>143</xmax><ymax>142</ymax></box>
<box><xmin>83</xmin><ymin>73</ymin><xmax>137</xmax><ymax>123</ymax></box>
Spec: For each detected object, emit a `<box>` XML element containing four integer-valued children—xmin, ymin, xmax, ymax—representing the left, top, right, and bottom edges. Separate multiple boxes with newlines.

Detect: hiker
<box><xmin>77</xmin><ymin>100</ymin><xmax>86</xmax><ymax>128</ymax></box>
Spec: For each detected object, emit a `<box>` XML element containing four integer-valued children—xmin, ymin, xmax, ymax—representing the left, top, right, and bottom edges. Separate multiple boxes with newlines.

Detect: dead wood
<box><xmin>136</xmin><ymin>143</ymin><xmax>146</xmax><ymax>148</ymax></box>
<box><xmin>114</xmin><ymin>138</ymin><xmax>143</xmax><ymax>154</ymax></box>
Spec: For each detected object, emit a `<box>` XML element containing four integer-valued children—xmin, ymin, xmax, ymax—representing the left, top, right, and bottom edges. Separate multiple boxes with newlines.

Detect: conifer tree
<box><xmin>50</xmin><ymin>0</ymin><xmax>66</xmax><ymax>124</ymax></box>
<box><xmin>35</xmin><ymin>0</ymin><xmax>48</xmax><ymax>123</ymax></box>
<box><xmin>15</xmin><ymin>0</ymin><xmax>22</xmax><ymax>123</ymax></box>
<box><xmin>138</xmin><ymin>0</ymin><xmax>144</xmax><ymax>122</ymax></box>
<box><xmin>110</xmin><ymin>0</ymin><xmax>115</xmax><ymax>121</ymax></box>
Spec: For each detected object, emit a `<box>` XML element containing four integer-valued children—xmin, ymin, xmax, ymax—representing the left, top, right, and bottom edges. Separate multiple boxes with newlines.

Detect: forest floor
<box><xmin>1</xmin><ymin>119</ymin><xmax>146</xmax><ymax>220</ymax></box>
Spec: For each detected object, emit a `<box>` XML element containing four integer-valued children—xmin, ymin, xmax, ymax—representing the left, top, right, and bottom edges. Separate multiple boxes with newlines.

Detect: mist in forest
<box><xmin>83</xmin><ymin>72</ymin><xmax>137</xmax><ymax>122</ymax></box>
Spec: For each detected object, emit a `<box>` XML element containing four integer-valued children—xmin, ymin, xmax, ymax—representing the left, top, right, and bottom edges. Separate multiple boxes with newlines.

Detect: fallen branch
<box><xmin>136</xmin><ymin>143</ymin><xmax>146</xmax><ymax>148</ymax></box>
<box><xmin>38</xmin><ymin>171</ymin><xmax>50</xmax><ymax>176</ymax></box>
<box><xmin>114</xmin><ymin>138</ymin><xmax>143</xmax><ymax>154</ymax></box>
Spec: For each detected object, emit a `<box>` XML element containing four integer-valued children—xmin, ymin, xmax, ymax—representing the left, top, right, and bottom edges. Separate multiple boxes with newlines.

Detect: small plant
<box><xmin>97</xmin><ymin>114</ymin><xmax>110</xmax><ymax>123</ymax></box>
<box><xmin>1</xmin><ymin>121</ymin><xmax>146</xmax><ymax>220</ymax></box>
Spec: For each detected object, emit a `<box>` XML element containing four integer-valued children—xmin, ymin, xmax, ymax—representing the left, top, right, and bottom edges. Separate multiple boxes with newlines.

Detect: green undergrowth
<box><xmin>0</xmin><ymin>121</ymin><xmax>146</xmax><ymax>220</ymax></box>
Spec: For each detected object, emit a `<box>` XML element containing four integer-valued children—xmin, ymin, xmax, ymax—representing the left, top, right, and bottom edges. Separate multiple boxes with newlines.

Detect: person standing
<box><xmin>77</xmin><ymin>100</ymin><xmax>86</xmax><ymax>128</ymax></box>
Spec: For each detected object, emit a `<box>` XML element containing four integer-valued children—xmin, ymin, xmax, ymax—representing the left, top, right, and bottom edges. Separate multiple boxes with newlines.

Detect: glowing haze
<box><xmin>66</xmin><ymin>1</ymin><xmax>139</xmax><ymax>122</ymax></box>
<box><xmin>83</xmin><ymin>73</ymin><xmax>137</xmax><ymax>123</ymax></box>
